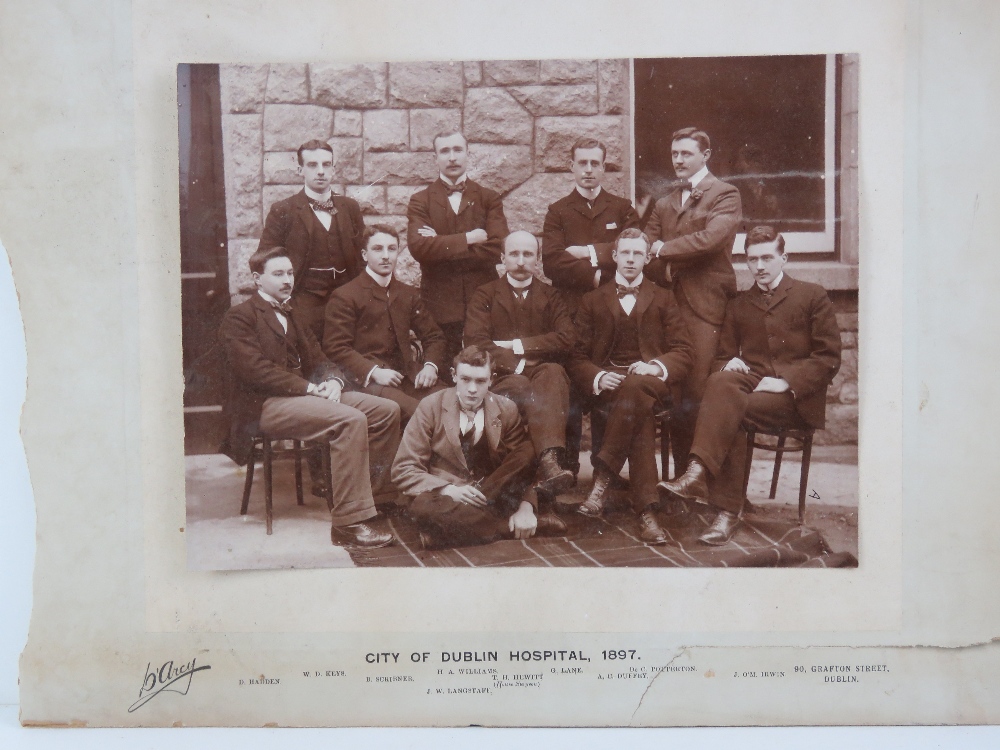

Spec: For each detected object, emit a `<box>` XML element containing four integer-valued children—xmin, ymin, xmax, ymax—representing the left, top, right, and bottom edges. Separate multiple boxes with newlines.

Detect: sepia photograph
<box><xmin>180</xmin><ymin>55</ymin><xmax>860</xmax><ymax>571</ymax></box>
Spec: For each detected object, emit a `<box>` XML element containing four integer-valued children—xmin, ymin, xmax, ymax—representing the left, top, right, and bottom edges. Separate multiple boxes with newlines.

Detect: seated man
<box><xmin>219</xmin><ymin>246</ymin><xmax>399</xmax><ymax>549</ymax></box>
<box><xmin>658</xmin><ymin>226</ymin><xmax>842</xmax><ymax>545</ymax></box>
<box><xmin>463</xmin><ymin>230</ymin><xmax>575</xmax><ymax>502</ymax></box>
<box><xmin>323</xmin><ymin>224</ymin><xmax>447</xmax><ymax>422</ymax></box>
<box><xmin>569</xmin><ymin>229</ymin><xmax>693</xmax><ymax>544</ymax></box>
<box><xmin>391</xmin><ymin>346</ymin><xmax>566</xmax><ymax>549</ymax></box>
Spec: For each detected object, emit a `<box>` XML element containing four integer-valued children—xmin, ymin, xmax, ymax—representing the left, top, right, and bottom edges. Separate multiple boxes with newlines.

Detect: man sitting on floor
<box><xmin>323</xmin><ymin>224</ymin><xmax>447</xmax><ymax>423</ymax></box>
<box><xmin>219</xmin><ymin>246</ymin><xmax>398</xmax><ymax>549</ymax></box>
<box><xmin>657</xmin><ymin>225</ymin><xmax>841</xmax><ymax>545</ymax></box>
<box><xmin>391</xmin><ymin>345</ymin><xmax>567</xmax><ymax>549</ymax></box>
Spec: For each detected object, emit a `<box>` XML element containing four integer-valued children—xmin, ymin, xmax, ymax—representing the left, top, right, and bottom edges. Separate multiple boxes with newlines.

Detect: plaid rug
<box><xmin>349</xmin><ymin>506</ymin><xmax>858</xmax><ymax>568</ymax></box>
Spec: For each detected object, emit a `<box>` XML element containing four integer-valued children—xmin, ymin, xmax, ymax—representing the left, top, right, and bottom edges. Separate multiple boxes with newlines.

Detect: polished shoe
<box><xmin>657</xmin><ymin>460</ymin><xmax>710</xmax><ymax>501</ymax></box>
<box><xmin>639</xmin><ymin>509</ymin><xmax>668</xmax><ymax>545</ymax></box>
<box><xmin>331</xmin><ymin>521</ymin><xmax>395</xmax><ymax>549</ymax></box>
<box><xmin>578</xmin><ymin>468</ymin><xmax>614</xmax><ymax>517</ymax></box>
<box><xmin>535</xmin><ymin>511</ymin><xmax>568</xmax><ymax>536</ymax></box>
<box><xmin>533</xmin><ymin>448</ymin><xmax>574</xmax><ymax>497</ymax></box>
<box><xmin>698</xmin><ymin>511</ymin><xmax>740</xmax><ymax>546</ymax></box>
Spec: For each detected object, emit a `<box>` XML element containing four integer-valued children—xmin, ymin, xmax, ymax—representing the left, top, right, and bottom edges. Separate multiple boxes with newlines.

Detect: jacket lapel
<box><xmin>251</xmin><ymin>293</ymin><xmax>287</xmax><ymax>341</ymax></box>
<box><xmin>494</xmin><ymin>278</ymin><xmax>518</xmax><ymax>323</ymax></box>
<box><xmin>293</xmin><ymin>190</ymin><xmax>318</xmax><ymax>242</ymax></box>
<box><xmin>441</xmin><ymin>390</ymin><xmax>468</xmax><ymax>471</ymax></box>
<box><xmin>384</xmin><ymin>279</ymin><xmax>413</xmax><ymax>365</ymax></box>
<box><xmin>677</xmin><ymin>173</ymin><xmax>716</xmax><ymax>218</ymax></box>
<box><xmin>457</xmin><ymin>180</ymin><xmax>476</xmax><ymax>215</ymax></box>
<box><xmin>766</xmin><ymin>275</ymin><xmax>792</xmax><ymax>310</ymax></box>
<box><xmin>746</xmin><ymin>283</ymin><xmax>771</xmax><ymax>312</ymax></box>
<box><xmin>635</xmin><ymin>278</ymin><xmax>655</xmax><ymax>320</ymax></box>
<box><xmin>484</xmin><ymin>395</ymin><xmax>503</xmax><ymax>457</ymax></box>
<box><xmin>602</xmin><ymin>281</ymin><xmax>623</xmax><ymax>320</ymax></box>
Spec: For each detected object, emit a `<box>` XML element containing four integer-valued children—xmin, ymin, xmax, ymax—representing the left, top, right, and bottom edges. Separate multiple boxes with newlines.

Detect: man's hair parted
<box><xmin>363</xmin><ymin>223</ymin><xmax>401</xmax><ymax>246</ymax></box>
<box><xmin>671</xmin><ymin>127</ymin><xmax>711</xmax><ymax>153</ymax></box>
<box><xmin>296</xmin><ymin>139</ymin><xmax>334</xmax><ymax>166</ymax></box>
<box><xmin>614</xmin><ymin>227</ymin><xmax>651</xmax><ymax>252</ymax></box>
<box><xmin>744</xmin><ymin>225</ymin><xmax>786</xmax><ymax>255</ymax></box>
<box><xmin>453</xmin><ymin>344</ymin><xmax>494</xmax><ymax>374</ymax></box>
<box><xmin>569</xmin><ymin>137</ymin><xmax>607</xmax><ymax>162</ymax></box>
<box><xmin>248</xmin><ymin>246</ymin><xmax>291</xmax><ymax>275</ymax></box>
<box><xmin>431</xmin><ymin>130</ymin><xmax>467</xmax><ymax>152</ymax></box>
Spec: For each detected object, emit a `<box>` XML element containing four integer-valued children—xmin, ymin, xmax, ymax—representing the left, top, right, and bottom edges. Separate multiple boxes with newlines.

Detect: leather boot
<box><xmin>331</xmin><ymin>522</ymin><xmax>395</xmax><ymax>549</ymax></box>
<box><xmin>657</xmin><ymin>459</ymin><xmax>710</xmax><ymax>501</ymax></box>
<box><xmin>698</xmin><ymin>511</ymin><xmax>740</xmax><ymax>546</ymax></box>
<box><xmin>534</xmin><ymin>448</ymin><xmax>574</xmax><ymax>497</ymax></box>
<box><xmin>639</xmin><ymin>508</ymin><xmax>668</xmax><ymax>545</ymax></box>
<box><xmin>578</xmin><ymin>467</ymin><xmax>614</xmax><ymax>517</ymax></box>
<box><xmin>535</xmin><ymin>511</ymin><xmax>568</xmax><ymax>536</ymax></box>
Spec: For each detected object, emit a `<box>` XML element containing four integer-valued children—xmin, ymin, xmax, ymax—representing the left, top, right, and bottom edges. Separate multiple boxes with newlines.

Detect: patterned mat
<box><xmin>349</xmin><ymin>506</ymin><xmax>858</xmax><ymax>568</ymax></box>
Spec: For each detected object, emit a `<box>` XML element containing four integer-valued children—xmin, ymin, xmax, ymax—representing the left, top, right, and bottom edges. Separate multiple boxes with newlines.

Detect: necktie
<box><xmin>616</xmin><ymin>284</ymin><xmax>637</xmax><ymax>299</ymax></box>
<box><xmin>460</xmin><ymin>410</ymin><xmax>480</xmax><ymax>436</ymax></box>
<box><xmin>310</xmin><ymin>197</ymin><xmax>335</xmax><ymax>212</ymax></box>
<box><xmin>760</xmin><ymin>286</ymin><xmax>773</xmax><ymax>301</ymax></box>
<box><xmin>444</xmin><ymin>182</ymin><xmax>465</xmax><ymax>195</ymax></box>
<box><xmin>675</xmin><ymin>180</ymin><xmax>693</xmax><ymax>192</ymax></box>
<box><xmin>269</xmin><ymin>299</ymin><xmax>293</xmax><ymax>315</ymax></box>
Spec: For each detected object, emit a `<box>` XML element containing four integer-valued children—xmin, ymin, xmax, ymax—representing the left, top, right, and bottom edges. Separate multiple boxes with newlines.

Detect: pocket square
<box><xmin>606</xmin><ymin>222</ymin><xmax>618</xmax><ymax>229</ymax></box>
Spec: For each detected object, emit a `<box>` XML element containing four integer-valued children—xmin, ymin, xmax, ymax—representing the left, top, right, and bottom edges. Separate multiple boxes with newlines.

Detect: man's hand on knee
<box><xmin>508</xmin><ymin>501</ymin><xmax>538</xmax><ymax>540</ymax></box>
<box><xmin>441</xmin><ymin>484</ymin><xmax>489</xmax><ymax>508</ymax></box>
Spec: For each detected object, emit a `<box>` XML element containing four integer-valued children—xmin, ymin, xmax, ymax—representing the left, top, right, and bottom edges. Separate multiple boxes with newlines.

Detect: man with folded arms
<box><xmin>392</xmin><ymin>346</ymin><xmax>566</xmax><ymax>549</ymax></box>
<box><xmin>219</xmin><ymin>246</ymin><xmax>398</xmax><ymax>549</ymax></box>
<box><xmin>323</xmin><ymin>224</ymin><xmax>447</xmax><ymax>423</ymax></box>
<box><xmin>568</xmin><ymin>229</ymin><xmax>693</xmax><ymax>544</ymax></box>
<box><xmin>464</xmin><ymin>231</ymin><xmax>576</xmax><ymax>509</ymax></box>
<box><xmin>658</xmin><ymin>226</ymin><xmax>841</xmax><ymax>545</ymax></box>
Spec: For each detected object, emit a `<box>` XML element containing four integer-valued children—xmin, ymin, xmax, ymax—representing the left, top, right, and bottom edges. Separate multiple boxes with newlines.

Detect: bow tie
<box><xmin>444</xmin><ymin>182</ymin><xmax>465</xmax><ymax>195</ymax></box>
<box><xmin>616</xmin><ymin>283</ymin><xmax>638</xmax><ymax>298</ymax></box>
<box><xmin>268</xmin><ymin>299</ymin><xmax>293</xmax><ymax>315</ymax></box>
<box><xmin>309</xmin><ymin>197</ymin><xmax>335</xmax><ymax>212</ymax></box>
<box><xmin>675</xmin><ymin>180</ymin><xmax>693</xmax><ymax>192</ymax></box>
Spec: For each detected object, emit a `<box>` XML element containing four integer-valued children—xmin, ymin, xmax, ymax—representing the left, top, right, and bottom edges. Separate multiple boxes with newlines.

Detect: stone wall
<box><xmin>219</xmin><ymin>59</ymin><xmax>631</xmax><ymax>297</ymax></box>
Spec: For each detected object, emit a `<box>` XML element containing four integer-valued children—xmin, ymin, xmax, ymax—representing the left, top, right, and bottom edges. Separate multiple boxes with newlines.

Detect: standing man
<box><xmin>219</xmin><ymin>246</ymin><xmax>398</xmax><ymax>548</ymax></box>
<box><xmin>644</xmin><ymin>127</ymin><xmax>743</xmax><ymax>476</ymax></box>
<box><xmin>542</xmin><ymin>137</ymin><xmax>641</xmax><ymax>477</ymax></box>
<box><xmin>257</xmin><ymin>139</ymin><xmax>366</xmax><ymax>341</ymax></box>
<box><xmin>569</xmin><ymin>229</ymin><xmax>693</xmax><ymax>544</ymax></box>
<box><xmin>658</xmin><ymin>227</ymin><xmax>841</xmax><ymax>545</ymax></box>
<box><xmin>392</xmin><ymin>346</ymin><xmax>565</xmax><ymax>550</ymax></box>
<box><xmin>323</xmin><ymin>224</ymin><xmax>447</xmax><ymax>422</ymax></box>
<box><xmin>407</xmin><ymin>131</ymin><xmax>509</xmax><ymax>377</ymax></box>
<box><xmin>463</xmin><ymin>231</ymin><xmax>576</xmax><ymax>502</ymax></box>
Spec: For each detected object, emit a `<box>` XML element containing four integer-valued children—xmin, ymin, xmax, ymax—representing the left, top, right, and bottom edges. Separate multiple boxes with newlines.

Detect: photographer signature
<box><xmin>128</xmin><ymin>657</ymin><xmax>212</xmax><ymax>713</ymax></box>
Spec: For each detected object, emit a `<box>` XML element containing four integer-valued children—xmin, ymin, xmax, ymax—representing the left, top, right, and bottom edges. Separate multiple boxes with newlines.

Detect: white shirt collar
<box><xmin>506</xmin><ymin>274</ymin><xmax>533</xmax><ymax>289</ymax></box>
<box><xmin>365</xmin><ymin>266</ymin><xmax>392</xmax><ymax>288</ymax></box>
<box><xmin>615</xmin><ymin>272</ymin><xmax>644</xmax><ymax>289</ymax></box>
<box><xmin>439</xmin><ymin>173</ymin><xmax>467</xmax><ymax>187</ymax></box>
<box><xmin>257</xmin><ymin>290</ymin><xmax>285</xmax><ymax>307</ymax></box>
<box><xmin>758</xmin><ymin>271</ymin><xmax>784</xmax><ymax>292</ymax></box>
<box><xmin>575</xmin><ymin>184</ymin><xmax>603</xmax><ymax>202</ymax></box>
<box><xmin>688</xmin><ymin>166</ymin><xmax>710</xmax><ymax>189</ymax></box>
<box><xmin>304</xmin><ymin>185</ymin><xmax>333</xmax><ymax>202</ymax></box>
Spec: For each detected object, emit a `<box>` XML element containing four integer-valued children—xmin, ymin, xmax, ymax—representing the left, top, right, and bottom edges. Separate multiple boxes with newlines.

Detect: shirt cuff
<box><xmin>588</xmin><ymin>244</ymin><xmax>598</xmax><ymax>267</ymax></box>
<box><xmin>515</xmin><ymin>359</ymin><xmax>526</xmax><ymax>375</ymax></box>
<box><xmin>651</xmin><ymin>359</ymin><xmax>668</xmax><ymax>381</ymax></box>
<box><xmin>594</xmin><ymin>269</ymin><xmax>601</xmax><ymax>288</ymax></box>
<box><xmin>425</xmin><ymin>362</ymin><xmax>438</xmax><ymax>373</ymax></box>
<box><xmin>363</xmin><ymin>366</ymin><xmax>378</xmax><ymax>387</ymax></box>
<box><xmin>512</xmin><ymin>339</ymin><xmax>524</xmax><ymax>356</ymax></box>
<box><xmin>593</xmin><ymin>371</ymin><xmax>608</xmax><ymax>395</ymax></box>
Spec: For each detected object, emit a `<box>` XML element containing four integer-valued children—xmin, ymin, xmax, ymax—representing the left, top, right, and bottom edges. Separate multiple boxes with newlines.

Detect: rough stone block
<box><xmin>463</xmin><ymin>61</ymin><xmax>483</xmax><ymax>87</ymax></box>
<box><xmin>363</xmin><ymin>213</ymin><xmax>409</xmax><ymax>240</ymax></box>
<box><xmin>263</xmin><ymin>151</ymin><xmax>301</xmax><ymax>184</ymax></box>
<box><xmin>464</xmin><ymin>88</ymin><xmax>533</xmax><ymax>145</ymax></box>
<box><xmin>265</xmin><ymin>63</ymin><xmax>308</xmax><ymax>103</ymax></box>
<box><xmin>509</xmin><ymin>84</ymin><xmax>598</xmax><ymax>116</ymax></box>
<box><xmin>483</xmin><ymin>59</ymin><xmax>539</xmax><ymax>85</ymax></box>
<box><xmin>395</xmin><ymin>248</ymin><xmax>421</xmax><ymax>287</ymax></box>
<box><xmin>346</xmin><ymin>184</ymin><xmax>387</xmax><ymax>215</ymax></box>
<box><xmin>828</xmin><ymin>348</ymin><xmax>859</xmax><ymax>402</ymax></box>
<box><xmin>503</xmin><ymin>172</ymin><xmax>577</xmax><ymax>237</ymax></box>
<box><xmin>536</xmin><ymin>115</ymin><xmax>626</xmax><ymax>171</ymax></box>
<box><xmin>389</xmin><ymin>61</ymin><xmax>464</xmax><ymax>107</ymax></box>
<box><xmin>601</xmin><ymin>170</ymin><xmax>631</xmax><ymax>199</ymax></box>
<box><xmin>468</xmin><ymin>144</ymin><xmax>534</xmax><ymax>195</ymax></box>
<box><xmin>228</xmin><ymin>239</ymin><xmax>262</xmax><ymax>298</ymax></box>
<box><xmin>220</xmin><ymin>64</ymin><xmax>268</xmax><ymax>114</ymax></box>
<box><xmin>262</xmin><ymin>104</ymin><xmax>333</xmax><ymax>151</ymax></box>
<box><xmin>814</xmin><ymin>403</ymin><xmax>859</xmax><ymax>445</ymax></box>
<box><xmin>410</xmin><ymin>108</ymin><xmax>463</xmax><ymax>151</ymax></box>
<box><xmin>598</xmin><ymin>58</ymin><xmax>629</xmax><ymax>115</ymax></box>
<box><xmin>315</xmin><ymin>137</ymin><xmax>361</xmax><ymax>184</ymax></box>
<box><xmin>334</xmin><ymin>109</ymin><xmax>363</xmax><ymax>137</ymax></box>
<box><xmin>836</xmin><ymin>312</ymin><xmax>859</xmax><ymax>332</ymax></box>
<box><xmin>838</xmin><ymin>381</ymin><xmax>859</xmax><ymax>404</ymax></box>
<box><xmin>363</xmin><ymin>109</ymin><xmax>409</xmax><ymax>152</ymax></box>
<box><xmin>387</xmin><ymin>185</ymin><xmax>422</xmax><ymax>215</ymax></box>
<box><xmin>221</xmin><ymin>114</ymin><xmax>263</xmax><ymax>239</ymax></box>
<box><xmin>364</xmin><ymin>151</ymin><xmax>438</xmax><ymax>185</ymax></box>
<box><xmin>539</xmin><ymin>59</ymin><xmax>597</xmax><ymax>84</ymax></box>
<box><xmin>841</xmin><ymin>331</ymin><xmax>858</xmax><ymax>349</ymax></box>
<box><xmin>310</xmin><ymin>62</ymin><xmax>387</xmax><ymax>108</ymax></box>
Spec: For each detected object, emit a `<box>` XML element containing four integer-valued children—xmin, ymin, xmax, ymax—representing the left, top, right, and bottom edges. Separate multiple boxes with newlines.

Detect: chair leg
<box><xmin>769</xmin><ymin>436</ymin><xmax>786</xmax><ymax>499</ymax></box>
<box><xmin>742</xmin><ymin>429</ymin><xmax>756</xmax><ymax>500</ymax></box>
<box><xmin>294</xmin><ymin>440</ymin><xmax>304</xmax><ymax>506</ymax></box>
<box><xmin>321</xmin><ymin>443</ymin><xmax>334</xmax><ymax>512</ymax></box>
<box><xmin>263</xmin><ymin>438</ymin><xmax>273</xmax><ymax>535</ymax></box>
<box><xmin>658</xmin><ymin>416</ymin><xmax>670</xmax><ymax>481</ymax></box>
<box><xmin>798</xmin><ymin>434</ymin><xmax>813</xmax><ymax>524</ymax></box>
<box><xmin>240</xmin><ymin>441</ymin><xmax>257</xmax><ymax>515</ymax></box>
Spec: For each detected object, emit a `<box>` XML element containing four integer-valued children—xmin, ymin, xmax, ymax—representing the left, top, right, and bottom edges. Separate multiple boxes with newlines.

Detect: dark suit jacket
<box><xmin>322</xmin><ymin>271</ymin><xmax>447</xmax><ymax>386</ymax></box>
<box><xmin>406</xmin><ymin>178</ymin><xmax>509</xmax><ymax>325</ymax></box>
<box><xmin>568</xmin><ymin>279</ymin><xmax>694</xmax><ymax>393</ymax></box>
<box><xmin>644</xmin><ymin>173</ymin><xmax>742</xmax><ymax>326</ymax></box>
<box><xmin>542</xmin><ymin>188</ymin><xmax>640</xmax><ymax>312</ymax></box>
<box><xmin>714</xmin><ymin>274</ymin><xmax>841</xmax><ymax>429</ymax></box>
<box><xmin>463</xmin><ymin>277</ymin><xmax>575</xmax><ymax>376</ymax></box>
<box><xmin>391</xmin><ymin>388</ymin><xmax>537</xmax><ymax>509</ymax></box>
<box><xmin>218</xmin><ymin>293</ymin><xmax>347</xmax><ymax>465</ymax></box>
<box><xmin>257</xmin><ymin>189</ymin><xmax>365</xmax><ymax>286</ymax></box>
